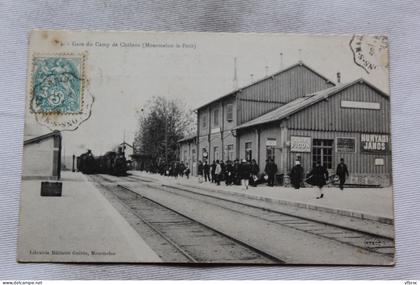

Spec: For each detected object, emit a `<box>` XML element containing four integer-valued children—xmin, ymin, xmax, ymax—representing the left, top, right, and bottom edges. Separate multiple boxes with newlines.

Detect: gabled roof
<box><xmin>24</xmin><ymin>130</ymin><xmax>61</xmax><ymax>145</ymax></box>
<box><xmin>194</xmin><ymin>61</ymin><xmax>335</xmax><ymax>111</ymax></box>
<box><xmin>235</xmin><ymin>78</ymin><xmax>389</xmax><ymax>130</ymax></box>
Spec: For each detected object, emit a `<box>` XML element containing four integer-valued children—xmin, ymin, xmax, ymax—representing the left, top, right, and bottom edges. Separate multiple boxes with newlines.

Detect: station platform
<box><xmin>17</xmin><ymin>171</ymin><xmax>161</xmax><ymax>263</ymax></box>
<box><xmin>130</xmin><ymin>171</ymin><xmax>395</xmax><ymax>224</ymax></box>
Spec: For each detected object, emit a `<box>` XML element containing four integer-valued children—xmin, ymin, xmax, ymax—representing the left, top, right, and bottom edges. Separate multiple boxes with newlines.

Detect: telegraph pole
<box><xmin>164</xmin><ymin>98</ymin><xmax>168</xmax><ymax>164</ymax></box>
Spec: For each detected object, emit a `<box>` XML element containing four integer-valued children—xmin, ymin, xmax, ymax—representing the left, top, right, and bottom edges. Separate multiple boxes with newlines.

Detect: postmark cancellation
<box><xmin>350</xmin><ymin>35</ymin><xmax>389</xmax><ymax>74</ymax></box>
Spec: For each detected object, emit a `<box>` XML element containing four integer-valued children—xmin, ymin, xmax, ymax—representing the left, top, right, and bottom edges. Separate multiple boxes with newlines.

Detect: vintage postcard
<box><xmin>18</xmin><ymin>30</ymin><xmax>394</xmax><ymax>264</ymax></box>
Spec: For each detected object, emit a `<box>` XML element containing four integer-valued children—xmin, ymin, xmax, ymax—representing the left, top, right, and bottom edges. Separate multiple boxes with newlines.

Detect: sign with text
<box><xmin>360</xmin><ymin>133</ymin><xmax>390</xmax><ymax>153</ymax></box>
<box><xmin>290</xmin><ymin>136</ymin><xmax>311</xmax><ymax>152</ymax></box>
<box><xmin>375</xmin><ymin>158</ymin><xmax>385</xmax><ymax>166</ymax></box>
<box><xmin>336</xmin><ymin>137</ymin><xmax>356</xmax><ymax>153</ymax></box>
<box><xmin>341</xmin><ymin>100</ymin><xmax>380</xmax><ymax>110</ymax></box>
<box><xmin>266</xmin><ymin>138</ymin><xmax>277</xmax><ymax>146</ymax></box>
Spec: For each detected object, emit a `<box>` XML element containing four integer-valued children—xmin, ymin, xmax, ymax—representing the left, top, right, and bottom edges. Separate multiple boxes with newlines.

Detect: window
<box><xmin>213</xmin><ymin>146</ymin><xmax>219</xmax><ymax>161</ymax></box>
<box><xmin>213</xmin><ymin>109</ymin><xmax>219</xmax><ymax>127</ymax></box>
<box><xmin>227</xmin><ymin>144</ymin><xmax>234</xmax><ymax>161</ymax></box>
<box><xmin>266</xmin><ymin>146</ymin><xmax>275</xmax><ymax>161</ymax></box>
<box><xmin>312</xmin><ymin>139</ymin><xmax>334</xmax><ymax>169</ymax></box>
<box><xmin>245</xmin><ymin>142</ymin><xmax>252</xmax><ymax>161</ymax></box>
<box><xmin>226</xmin><ymin>104</ymin><xmax>233</xmax><ymax>122</ymax></box>
<box><xmin>183</xmin><ymin>150</ymin><xmax>187</xmax><ymax>162</ymax></box>
<box><xmin>266</xmin><ymin>138</ymin><xmax>276</xmax><ymax>161</ymax></box>
<box><xmin>192</xmin><ymin>149</ymin><xmax>196</xmax><ymax>162</ymax></box>
<box><xmin>201</xmin><ymin>114</ymin><xmax>207</xmax><ymax>129</ymax></box>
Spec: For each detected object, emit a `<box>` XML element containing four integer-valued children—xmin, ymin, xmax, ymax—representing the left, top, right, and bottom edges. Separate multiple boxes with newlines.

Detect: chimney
<box><xmin>337</xmin><ymin>72</ymin><xmax>341</xmax><ymax>83</ymax></box>
<box><xmin>280</xmin><ymin>52</ymin><xmax>284</xmax><ymax>69</ymax></box>
<box><xmin>250</xmin><ymin>73</ymin><xmax>254</xmax><ymax>82</ymax></box>
<box><xmin>265</xmin><ymin>65</ymin><xmax>269</xmax><ymax>76</ymax></box>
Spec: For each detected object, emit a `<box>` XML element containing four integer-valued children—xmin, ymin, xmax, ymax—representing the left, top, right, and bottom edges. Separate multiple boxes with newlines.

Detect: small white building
<box><xmin>22</xmin><ymin>131</ymin><xmax>62</xmax><ymax>180</ymax></box>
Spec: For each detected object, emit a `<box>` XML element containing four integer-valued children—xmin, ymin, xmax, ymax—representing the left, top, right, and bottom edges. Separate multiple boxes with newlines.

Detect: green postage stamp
<box><xmin>31</xmin><ymin>56</ymin><xmax>82</xmax><ymax>114</ymax></box>
<box><xmin>28</xmin><ymin>53</ymin><xmax>92</xmax><ymax>131</ymax></box>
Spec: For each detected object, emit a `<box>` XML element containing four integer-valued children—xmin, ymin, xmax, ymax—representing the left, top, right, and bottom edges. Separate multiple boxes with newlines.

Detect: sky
<box><xmin>24</xmin><ymin>31</ymin><xmax>389</xmax><ymax>157</ymax></box>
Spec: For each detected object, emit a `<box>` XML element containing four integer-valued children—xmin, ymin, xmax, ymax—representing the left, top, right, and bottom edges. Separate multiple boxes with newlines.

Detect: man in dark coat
<box><xmin>225</xmin><ymin>160</ymin><xmax>233</xmax><ymax>186</ymax></box>
<box><xmin>220</xmin><ymin>160</ymin><xmax>226</xmax><ymax>182</ymax></box>
<box><xmin>233</xmin><ymin>159</ymin><xmax>241</xmax><ymax>185</ymax></box>
<box><xmin>239</xmin><ymin>159</ymin><xmax>251</xmax><ymax>189</ymax></box>
<box><xmin>290</xmin><ymin>160</ymin><xmax>304</xmax><ymax>189</ymax></box>
<box><xmin>210</xmin><ymin>160</ymin><xmax>216</xmax><ymax>183</ymax></box>
<box><xmin>203</xmin><ymin>161</ymin><xmax>210</xmax><ymax>182</ymax></box>
<box><xmin>249</xmin><ymin>159</ymin><xmax>260</xmax><ymax>187</ymax></box>
<box><xmin>264</xmin><ymin>159</ymin><xmax>278</xmax><ymax>187</ymax></box>
<box><xmin>336</xmin><ymin>158</ymin><xmax>349</xmax><ymax>190</ymax></box>
<box><xmin>307</xmin><ymin>161</ymin><xmax>329</xmax><ymax>199</ymax></box>
<box><xmin>184</xmin><ymin>162</ymin><xmax>190</xmax><ymax>179</ymax></box>
<box><xmin>197</xmin><ymin>160</ymin><xmax>203</xmax><ymax>180</ymax></box>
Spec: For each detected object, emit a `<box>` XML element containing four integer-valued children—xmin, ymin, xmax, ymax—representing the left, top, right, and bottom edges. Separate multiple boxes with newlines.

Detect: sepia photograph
<box><xmin>18</xmin><ymin>30</ymin><xmax>394</xmax><ymax>265</ymax></box>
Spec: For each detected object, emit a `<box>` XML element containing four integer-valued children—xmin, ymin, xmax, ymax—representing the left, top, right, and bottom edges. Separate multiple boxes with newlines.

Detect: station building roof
<box><xmin>234</xmin><ymin>78</ymin><xmax>388</xmax><ymax>131</ymax></box>
<box><xmin>194</xmin><ymin>61</ymin><xmax>335</xmax><ymax>111</ymax></box>
<box><xmin>178</xmin><ymin>134</ymin><xmax>198</xmax><ymax>143</ymax></box>
<box><xmin>24</xmin><ymin>130</ymin><xmax>61</xmax><ymax>145</ymax></box>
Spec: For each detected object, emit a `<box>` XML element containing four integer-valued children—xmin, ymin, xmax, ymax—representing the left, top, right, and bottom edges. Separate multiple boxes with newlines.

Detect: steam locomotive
<box><xmin>77</xmin><ymin>147</ymin><xmax>128</xmax><ymax>176</ymax></box>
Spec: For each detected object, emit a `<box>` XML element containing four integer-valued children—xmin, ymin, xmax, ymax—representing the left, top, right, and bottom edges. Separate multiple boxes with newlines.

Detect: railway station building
<box><xmin>178</xmin><ymin>62</ymin><xmax>391</xmax><ymax>186</ymax></box>
<box><xmin>194</xmin><ymin>62</ymin><xmax>335</xmax><ymax>164</ymax></box>
<box><xmin>234</xmin><ymin>78</ymin><xmax>391</xmax><ymax>186</ymax></box>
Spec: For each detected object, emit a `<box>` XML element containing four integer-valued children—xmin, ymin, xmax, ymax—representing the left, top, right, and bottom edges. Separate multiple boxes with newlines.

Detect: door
<box><xmin>312</xmin><ymin>139</ymin><xmax>334</xmax><ymax>169</ymax></box>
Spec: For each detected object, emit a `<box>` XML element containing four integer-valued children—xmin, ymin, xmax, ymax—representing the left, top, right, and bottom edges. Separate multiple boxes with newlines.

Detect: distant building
<box><xmin>130</xmin><ymin>141</ymin><xmax>154</xmax><ymax>171</ymax></box>
<box><xmin>178</xmin><ymin>135</ymin><xmax>198</xmax><ymax>176</ymax></box>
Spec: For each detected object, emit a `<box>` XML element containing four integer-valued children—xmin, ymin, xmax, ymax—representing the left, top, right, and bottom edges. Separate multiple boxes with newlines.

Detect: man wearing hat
<box><xmin>264</xmin><ymin>159</ymin><xmax>278</xmax><ymax>187</ymax></box>
<box><xmin>290</xmin><ymin>160</ymin><xmax>304</xmax><ymax>189</ymax></box>
<box><xmin>336</xmin><ymin>158</ymin><xmax>349</xmax><ymax>190</ymax></box>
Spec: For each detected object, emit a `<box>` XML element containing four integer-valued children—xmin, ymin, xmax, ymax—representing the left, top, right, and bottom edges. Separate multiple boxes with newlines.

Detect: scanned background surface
<box><xmin>0</xmin><ymin>0</ymin><xmax>419</xmax><ymax>279</ymax></box>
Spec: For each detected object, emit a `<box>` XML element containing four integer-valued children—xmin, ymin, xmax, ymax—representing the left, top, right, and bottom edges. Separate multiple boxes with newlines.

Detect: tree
<box><xmin>134</xmin><ymin>96</ymin><xmax>196</xmax><ymax>163</ymax></box>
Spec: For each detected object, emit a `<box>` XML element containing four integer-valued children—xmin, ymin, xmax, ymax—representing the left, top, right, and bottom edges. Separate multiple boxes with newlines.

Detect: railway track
<box><xmin>91</xmin><ymin>173</ymin><xmax>394</xmax><ymax>264</ymax></box>
<box><xmin>122</xmin><ymin>174</ymin><xmax>395</xmax><ymax>257</ymax></box>
<box><xmin>90</xmin><ymin>174</ymin><xmax>283</xmax><ymax>264</ymax></box>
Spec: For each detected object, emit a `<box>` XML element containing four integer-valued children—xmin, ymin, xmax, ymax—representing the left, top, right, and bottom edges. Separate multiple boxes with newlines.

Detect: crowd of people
<box><xmin>152</xmin><ymin>157</ymin><xmax>350</xmax><ymax>199</ymax></box>
<box><xmin>155</xmin><ymin>161</ymin><xmax>191</xmax><ymax>179</ymax></box>
<box><xmin>195</xmin><ymin>159</ymin><xmax>278</xmax><ymax>190</ymax></box>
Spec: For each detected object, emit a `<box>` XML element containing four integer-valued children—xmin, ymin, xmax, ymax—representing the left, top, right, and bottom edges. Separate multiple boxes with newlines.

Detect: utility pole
<box><xmin>233</xmin><ymin>57</ymin><xmax>238</xmax><ymax>89</ymax></box>
<box><xmin>164</xmin><ymin>91</ymin><xmax>170</xmax><ymax>165</ymax></box>
<box><xmin>63</xmin><ymin>146</ymin><xmax>66</xmax><ymax>169</ymax></box>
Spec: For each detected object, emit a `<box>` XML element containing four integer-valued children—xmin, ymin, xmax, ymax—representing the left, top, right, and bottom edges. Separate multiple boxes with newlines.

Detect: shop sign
<box><xmin>360</xmin><ymin>133</ymin><xmax>390</xmax><ymax>153</ymax></box>
<box><xmin>336</xmin><ymin>137</ymin><xmax>356</xmax><ymax>153</ymax></box>
<box><xmin>341</xmin><ymin>100</ymin><xmax>380</xmax><ymax>110</ymax></box>
<box><xmin>266</xmin><ymin>138</ymin><xmax>277</xmax><ymax>146</ymax></box>
<box><xmin>290</xmin><ymin>136</ymin><xmax>311</xmax><ymax>152</ymax></box>
<box><xmin>211</xmin><ymin>127</ymin><xmax>221</xmax><ymax>134</ymax></box>
<box><xmin>375</xmin><ymin>158</ymin><xmax>385</xmax><ymax>166</ymax></box>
